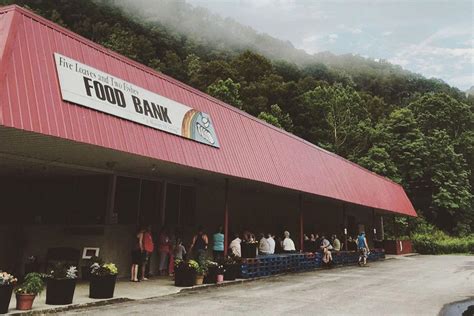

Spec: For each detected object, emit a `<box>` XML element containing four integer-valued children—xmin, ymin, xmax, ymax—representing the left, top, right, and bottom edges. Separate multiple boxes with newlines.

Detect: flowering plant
<box><xmin>48</xmin><ymin>263</ymin><xmax>78</xmax><ymax>279</ymax></box>
<box><xmin>90</xmin><ymin>262</ymin><xmax>118</xmax><ymax>276</ymax></box>
<box><xmin>221</xmin><ymin>256</ymin><xmax>242</xmax><ymax>265</ymax></box>
<box><xmin>187</xmin><ymin>260</ymin><xmax>199</xmax><ymax>271</ymax></box>
<box><xmin>0</xmin><ymin>271</ymin><xmax>17</xmax><ymax>286</ymax></box>
<box><xmin>206</xmin><ymin>260</ymin><xmax>224</xmax><ymax>274</ymax></box>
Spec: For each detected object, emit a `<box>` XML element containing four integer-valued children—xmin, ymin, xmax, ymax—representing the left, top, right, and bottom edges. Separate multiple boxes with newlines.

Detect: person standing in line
<box><xmin>130</xmin><ymin>227</ymin><xmax>143</xmax><ymax>282</ymax></box>
<box><xmin>212</xmin><ymin>226</ymin><xmax>225</xmax><ymax>261</ymax></box>
<box><xmin>258</xmin><ymin>233</ymin><xmax>271</xmax><ymax>255</ymax></box>
<box><xmin>158</xmin><ymin>227</ymin><xmax>171</xmax><ymax>276</ymax></box>
<box><xmin>357</xmin><ymin>232</ymin><xmax>370</xmax><ymax>266</ymax></box>
<box><xmin>332</xmin><ymin>234</ymin><xmax>341</xmax><ymax>251</ymax></box>
<box><xmin>190</xmin><ymin>225</ymin><xmax>209</xmax><ymax>262</ymax></box>
<box><xmin>229</xmin><ymin>233</ymin><xmax>242</xmax><ymax>257</ymax></box>
<box><xmin>266</xmin><ymin>233</ymin><xmax>276</xmax><ymax>254</ymax></box>
<box><xmin>140</xmin><ymin>225</ymin><xmax>154</xmax><ymax>281</ymax></box>
<box><xmin>320</xmin><ymin>234</ymin><xmax>333</xmax><ymax>264</ymax></box>
<box><xmin>282</xmin><ymin>231</ymin><xmax>296</xmax><ymax>253</ymax></box>
<box><xmin>173</xmin><ymin>238</ymin><xmax>187</xmax><ymax>260</ymax></box>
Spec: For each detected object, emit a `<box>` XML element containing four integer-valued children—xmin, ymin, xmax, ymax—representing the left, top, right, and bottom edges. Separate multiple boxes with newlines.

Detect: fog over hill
<box><xmin>108</xmin><ymin>0</ymin><xmax>468</xmax><ymax>94</ymax></box>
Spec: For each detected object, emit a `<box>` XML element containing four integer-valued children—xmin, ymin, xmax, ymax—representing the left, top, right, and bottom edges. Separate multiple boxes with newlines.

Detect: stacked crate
<box><xmin>240</xmin><ymin>249</ymin><xmax>386</xmax><ymax>278</ymax></box>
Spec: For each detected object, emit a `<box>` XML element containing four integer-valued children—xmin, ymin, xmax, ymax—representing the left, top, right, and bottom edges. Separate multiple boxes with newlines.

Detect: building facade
<box><xmin>0</xmin><ymin>6</ymin><xmax>416</xmax><ymax>276</ymax></box>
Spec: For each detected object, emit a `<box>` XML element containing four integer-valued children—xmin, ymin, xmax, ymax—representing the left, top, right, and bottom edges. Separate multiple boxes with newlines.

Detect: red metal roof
<box><xmin>0</xmin><ymin>5</ymin><xmax>416</xmax><ymax>216</ymax></box>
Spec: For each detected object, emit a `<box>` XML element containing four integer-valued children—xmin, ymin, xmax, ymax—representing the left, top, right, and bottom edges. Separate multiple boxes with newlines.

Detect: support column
<box><xmin>343</xmin><ymin>204</ymin><xmax>348</xmax><ymax>251</ymax></box>
<box><xmin>224</xmin><ymin>179</ymin><xmax>229</xmax><ymax>256</ymax></box>
<box><xmin>392</xmin><ymin>216</ymin><xmax>398</xmax><ymax>238</ymax></box>
<box><xmin>105</xmin><ymin>175</ymin><xmax>117</xmax><ymax>224</ymax></box>
<box><xmin>136</xmin><ymin>179</ymin><xmax>143</xmax><ymax>225</ymax></box>
<box><xmin>160</xmin><ymin>181</ymin><xmax>168</xmax><ymax>227</ymax></box>
<box><xmin>299</xmin><ymin>194</ymin><xmax>303</xmax><ymax>252</ymax></box>
<box><xmin>378</xmin><ymin>215</ymin><xmax>385</xmax><ymax>240</ymax></box>
<box><xmin>372</xmin><ymin>209</ymin><xmax>377</xmax><ymax>241</ymax></box>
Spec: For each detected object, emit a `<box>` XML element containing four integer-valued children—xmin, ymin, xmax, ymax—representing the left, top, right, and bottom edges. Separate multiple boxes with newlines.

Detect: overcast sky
<box><xmin>186</xmin><ymin>0</ymin><xmax>473</xmax><ymax>91</ymax></box>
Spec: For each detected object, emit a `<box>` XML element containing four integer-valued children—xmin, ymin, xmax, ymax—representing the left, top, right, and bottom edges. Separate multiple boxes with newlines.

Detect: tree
<box><xmin>382</xmin><ymin>108</ymin><xmax>428</xmax><ymax>190</ymax></box>
<box><xmin>424</xmin><ymin>130</ymin><xmax>473</xmax><ymax>235</ymax></box>
<box><xmin>258</xmin><ymin>104</ymin><xmax>294</xmax><ymax>132</ymax></box>
<box><xmin>293</xmin><ymin>83</ymin><xmax>369</xmax><ymax>156</ymax></box>
<box><xmin>191</xmin><ymin>60</ymin><xmax>236</xmax><ymax>91</ymax></box>
<box><xmin>206</xmin><ymin>78</ymin><xmax>243</xmax><ymax>109</ymax></box>
<box><xmin>356</xmin><ymin>147</ymin><xmax>402</xmax><ymax>183</ymax></box>
<box><xmin>409</xmin><ymin>93</ymin><xmax>472</xmax><ymax>139</ymax></box>
<box><xmin>231</xmin><ymin>51</ymin><xmax>273</xmax><ymax>83</ymax></box>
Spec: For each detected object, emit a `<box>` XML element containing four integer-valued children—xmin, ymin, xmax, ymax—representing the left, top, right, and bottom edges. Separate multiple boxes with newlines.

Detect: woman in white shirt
<box><xmin>229</xmin><ymin>233</ymin><xmax>242</xmax><ymax>257</ymax></box>
<box><xmin>266</xmin><ymin>233</ymin><xmax>276</xmax><ymax>254</ymax></box>
<box><xmin>282</xmin><ymin>231</ymin><xmax>296</xmax><ymax>253</ymax></box>
<box><xmin>258</xmin><ymin>233</ymin><xmax>271</xmax><ymax>255</ymax></box>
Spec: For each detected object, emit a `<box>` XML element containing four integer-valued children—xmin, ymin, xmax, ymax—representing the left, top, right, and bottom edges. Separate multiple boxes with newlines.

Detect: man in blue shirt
<box><xmin>357</xmin><ymin>232</ymin><xmax>370</xmax><ymax>266</ymax></box>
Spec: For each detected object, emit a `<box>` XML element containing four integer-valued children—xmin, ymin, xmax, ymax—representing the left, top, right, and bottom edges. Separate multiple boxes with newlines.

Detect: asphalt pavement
<box><xmin>63</xmin><ymin>255</ymin><xmax>473</xmax><ymax>316</ymax></box>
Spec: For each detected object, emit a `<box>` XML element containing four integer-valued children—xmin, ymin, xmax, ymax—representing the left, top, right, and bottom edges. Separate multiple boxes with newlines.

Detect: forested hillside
<box><xmin>3</xmin><ymin>0</ymin><xmax>473</xmax><ymax>236</ymax></box>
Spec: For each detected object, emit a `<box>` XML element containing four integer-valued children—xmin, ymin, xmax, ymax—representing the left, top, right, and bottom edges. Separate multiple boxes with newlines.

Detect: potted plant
<box><xmin>203</xmin><ymin>261</ymin><xmax>224</xmax><ymax>284</ymax></box>
<box><xmin>89</xmin><ymin>262</ymin><xmax>118</xmax><ymax>299</ymax></box>
<box><xmin>45</xmin><ymin>263</ymin><xmax>78</xmax><ymax>305</ymax></box>
<box><xmin>174</xmin><ymin>259</ymin><xmax>195</xmax><ymax>287</ymax></box>
<box><xmin>14</xmin><ymin>273</ymin><xmax>45</xmax><ymax>311</ymax></box>
<box><xmin>81</xmin><ymin>256</ymin><xmax>100</xmax><ymax>281</ymax></box>
<box><xmin>192</xmin><ymin>260</ymin><xmax>207</xmax><ymax>285</ymax></box>
<box><xmin>223</xmin><ymin>257</ymin><xmax>241</xmax><ymax>281</ymax></box>
<box><xmin>0</xmin><ymin>272</ymin><xmax>17</xmax><ymax>314</ymax></box>
<box><xmin>216</xmin><ymin>264</ymin><xmax>225</xmax><ymax>283</ymax></box>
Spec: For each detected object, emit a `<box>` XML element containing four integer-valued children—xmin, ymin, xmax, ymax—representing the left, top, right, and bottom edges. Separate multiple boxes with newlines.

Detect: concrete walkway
<box><xmin>6</xmin><ymin>276</ymin><xmax>207</xmax><ymax>315</ymax></box>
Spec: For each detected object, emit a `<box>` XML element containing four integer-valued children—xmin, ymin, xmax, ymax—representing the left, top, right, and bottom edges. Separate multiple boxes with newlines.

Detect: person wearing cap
<box><xmin>282</xmin><ymin>231</ymin><xmax>296</xmax><ymax>253</ymax></box>
<box><xmin>357</xmin><ymin>232</ymin><xmax>370</xmax><ymax>266</ymax></box>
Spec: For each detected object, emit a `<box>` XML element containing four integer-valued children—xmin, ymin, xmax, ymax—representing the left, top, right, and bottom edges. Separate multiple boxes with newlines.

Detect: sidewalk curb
<box><xmin>9</xmin><ymin>298</ymin><xmax>133</xmax><ymax>315</ymax></box>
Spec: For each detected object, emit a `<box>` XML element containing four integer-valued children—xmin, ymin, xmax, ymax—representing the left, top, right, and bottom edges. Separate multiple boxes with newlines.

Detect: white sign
<box><xmin>54</xmin><ymin>53</ymin><xmax>219</xmax><ymax>148</ymax></box>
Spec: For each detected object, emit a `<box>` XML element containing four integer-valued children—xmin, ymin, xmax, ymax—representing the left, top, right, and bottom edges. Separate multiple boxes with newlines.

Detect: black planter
<box><xmin>224</xmin><ymin>263</ymin><xmax>240</xmax><ymax>280</ymax></box>
<box><xmin>89</xmin><ymin>275</ymin><xmax>117</xmax><ymax>299</ymax></box>
<box><xmin>174</xmin><ymin>268</ymin><xmax>196</xmax><ymax>287</ymax></box>
<box><xmin>204</xmin><ymin>266</ymin><xmax>218</xmax><ymax>284</ymax></box>
<box><xmin>241</xmin><ymin>243</ymin><xmax>257</xmax><ymax>258</ymax></box>
<box><xmin>0</xmin><ymin>285</ymin><xmax>13</xmax><ymax>314</ymax></box>
<box><xmin>46</xmin><ymin>278</ymin><xmax>76</xmax><ymax>305</ymax></box>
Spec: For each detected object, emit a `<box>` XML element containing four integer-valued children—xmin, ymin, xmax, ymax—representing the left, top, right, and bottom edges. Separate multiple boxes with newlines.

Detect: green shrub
<box><xmin>411</xmin><ymin>232</ymin><xmax>474</xmax><ymax>254</ymax></box>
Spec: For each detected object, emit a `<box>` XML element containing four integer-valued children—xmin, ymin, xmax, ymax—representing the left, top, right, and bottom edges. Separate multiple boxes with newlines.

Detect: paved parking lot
<box><xmin>64</xmin><ymin>255</ymin><xmax>473</xmax><ymax>316</ymax></box>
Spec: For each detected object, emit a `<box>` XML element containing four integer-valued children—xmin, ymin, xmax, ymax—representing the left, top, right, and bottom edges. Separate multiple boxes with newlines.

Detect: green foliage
<box><xmin>411</xmin><ymin>232</ymin><xmax>474</xmax><ymax>254</ymax></box>
<box><xmin>5</xmin><ymin>0</ymin><xmax>474</xmax><ymax>236</ymax></box>
<box><xmin>206</xmin><ymin>78</ymin><xmax>243</xmax><ymax>109</ymax></box>
<box><xmin>258</xmin><ymin>104</ymin><xmax>294</xmax><ymax>132</ymax></box>
<box><xmin>382</xmin><ymin>108</ymin><xmax>428</xmax><ymax>188</ymax></box>
<box><xmin>294</xmin><ymin>83</ymin><xmax>370</xmax><ymax>155</ymax></box>
<box><xmin>356</xmin><ymin>146</ymin><xmax>401</xmax><ymax>183</ymax></box>
<box><xmin>15</xmin><ymin>273</ymin><xmax>45</xmax><ymax>295</ymax></box>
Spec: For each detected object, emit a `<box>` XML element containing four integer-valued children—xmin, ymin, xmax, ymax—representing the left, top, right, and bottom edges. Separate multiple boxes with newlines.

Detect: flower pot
<box><xmin>46</xmin><ymin>278</ymin><xmax>76</xmax><ymax>305</ymax></box>
<box><xmin>195</xmin><ymin>275</ymin><xmax>204</xmax><ymax>285</ymax></box>
<box><xmin>224</xmin><ymin>263</ymin><xmax>240</xmax><ymax>280</ymax></box>
<box><xmin>216</xmin><ymin>274</ymin><xmax>224</xmax><ymax>283</ymax></box>
<box><xmin>89</xmin><ymin>275</ymin><xmax>117</xmax><ymax>299</ymax></box>
<box><xmin>15</xmin><ymin>293</ymin><xmax>36</xmax><ymax>311</ymax></box>
<box><xmin>0</xmin><ymin>285</ymin><xmax>13</xmax><ymax>314</ymax></box>
<box><xmin>204</xmin><ymin>266</ymin><xmax>218</xmax><ymax>284</ymax></box>
<box><xmin>174</xmin><ymin>268</ymin><xmax>196</xmax><ymax>287</ymax></box>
